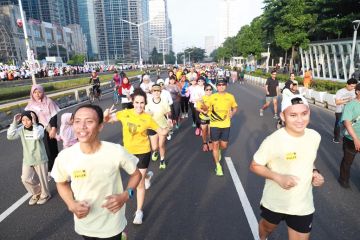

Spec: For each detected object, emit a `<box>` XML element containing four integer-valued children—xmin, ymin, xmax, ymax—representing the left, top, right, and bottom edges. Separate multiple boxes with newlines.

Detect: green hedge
<box><xmin>249</xmin><ymin>70</ymin><xmax>345</xmax><ymax>94</ymax></box>
<box><xmin>0</xmin><ymin>71</ymin><xmax>142</xmax><ymax>102</ymax></box>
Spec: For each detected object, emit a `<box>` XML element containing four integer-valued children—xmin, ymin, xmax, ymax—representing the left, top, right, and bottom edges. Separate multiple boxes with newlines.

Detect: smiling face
<box><xmin>73</xmin><ymin>107</ymin><xmax>103</xmax><ymax>144</ymax></box>
<box><xmin>133</xmin><ymin>95</ymin><xmax>146</xmax><ymax>114</ymax></box>
<box><xmin>281</xmin><ymin>104</ymin><xmax>310</xmax><ymax>137</ymax></box>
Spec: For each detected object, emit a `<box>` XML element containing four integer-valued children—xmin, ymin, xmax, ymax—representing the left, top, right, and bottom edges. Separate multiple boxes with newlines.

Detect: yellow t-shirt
<box><xmin>196</xmin><ymin>95</ymin><xmax>211</xmax><ymax>120</ymax></box>
<box><xmin>116</xmin><ymin>109</ymin><xmax>159</xmax><ymax>154</ymax></box>
<box><xmin>145</xmin><ymin>98</ymin><xmax>171</xmax><ymax>128</ymax></box>
<box><xmin>206</xmin><ymin>92</ymin><xmax>238</xmax><ymax>128</ymax></box>
<box><xmin>253</xmin><ymin>128</ymin><xmax>321</xmax><ymax>215</ymax></box>
<box><xmin>51</xmin><ymin>142</ymin><xmax>138</xmax><ymax>238</ymax></box>
<box><xmin>176</xmin><ymin>71</ymin><xmax>182</xmax><ymax>80</ymax></box>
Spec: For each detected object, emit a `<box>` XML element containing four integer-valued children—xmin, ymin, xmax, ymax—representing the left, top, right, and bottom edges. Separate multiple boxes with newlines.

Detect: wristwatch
<box><xmin>127</xmin><ymin>188</ymin><xmax>134</xmax><ymax>199</ymax></box>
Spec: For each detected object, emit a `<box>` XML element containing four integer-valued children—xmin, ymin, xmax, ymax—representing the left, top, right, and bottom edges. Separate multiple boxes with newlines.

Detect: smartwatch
<box><xmin>127</xmin><ymin>188</ymin><xmax>134</xmax><ymax>199</ymax></box>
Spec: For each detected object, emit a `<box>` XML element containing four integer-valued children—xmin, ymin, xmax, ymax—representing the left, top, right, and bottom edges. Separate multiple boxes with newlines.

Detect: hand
<box><xmin>101</xmin><ymin>193</ymin><xmax>127</xmax><ymax>213</ymax></box>
<box><xmin>30</xmin><ymin>112</ymin><xmax>37</xmax><ymax>124</ymax></box>
<box><xmin>167</xmin><ymin>118</ymin><xmax>173</xmax><ymax>127</ymax></box>
<box><xmin>13</xmin><ymin>113</ymin><xmax>22</xmax><ymax>123</ymax></box>
<box><xmin>69</xmin><ymin>200</ymin><xmax>90</xmax><ymax>219</ymax></box>
<box><xmin>229</xmin><ymin>110</ymin><xmax>233</xmax><ymax>119</ymax></box>
<box><xmin>104</xmin><ymin>105</ymin><xmax>117</xmax><ymax>122</ymax></box>
<box><xmin>312</xmin><ymin>171</ymin><xmax>324</xmax><ymax>187</ymax></box>
<box><xmin>266</xmin><ymin>91</ymin><xmax>270</xmax><ymax>95</ymax></box>
<box><xmin>275</xmin><ymin>174</ymin><xmax>299</xmax><ymax>190</ymax></box>
<box><xmin>49</xmin><ymin>127</ymin><xmax>57</xmax><ymax>139</ymax></box>
<box><xmin>354</xmin><ymin>138</ymin><xmax>360</xmax><ymax>151</ymax></box>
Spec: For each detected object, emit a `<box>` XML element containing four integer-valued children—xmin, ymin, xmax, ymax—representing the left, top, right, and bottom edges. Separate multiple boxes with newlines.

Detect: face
<box><xmin>73</xmin><ymin>108</ymin><xmax>103</xmax><ymax>144</ymax></box>
<box><xmin>290</xmin><ymin>74</ymin><xmax>295</xmax><ymax>80</ymax></box>
<box><xmin>198</xmin><ymin>80</ymin><xmax>205</xmax><ymax>86</ymax></box>
<box><xmin>152</xmin><ymin>88</ymin><xmax>161</xmax><ymax>98</ymax></box>
<box><xmin>346</xmin><ymin>84</ymin><xmax>356</xmax><ymax>91</ymax></box>
<box><xmin>21</xmin><ymin>116</ymin><xmax>32</xmax><ymax>128</ymax></box>
<box><xmin>271</xmin><ymin>73</ymin><xmax>276</xmax><ymax>79</ymax></box>
<box><xmin>281</xmin><ymin>104</ymin><xmax>310</xmax><ymax>136</ymax></box>
<box><xmin>205</xmin><ymin>87</ymin><xmax>212</xmax><ymax>96</ymax></box>
<box><xmin>216</xmin><ymin>83</ymin><xmax>227</xmax><ymax>92</ymax></box>
<box><xmin>133</xmin><ymin>95</ymin><xmax>146</xmax><ymax>114</ymax></box>
<box><xmin>123</xmin><ymin>77</ymin><xmax>129</xmax><ymax>84</ymax></box>
<box><xmin>191</xmin><ymin>80</ymin><xmax>197</xmax><ymax>85</ymax></box>
<box><xmin>33</xmin><ymin>89</ymin><xmax>43</xmax><ymax>102</ymax></box>
<box><xmin>169</xmin><ymin>79</ymin><xmax>176</xmax><ymax>84</ymax></box>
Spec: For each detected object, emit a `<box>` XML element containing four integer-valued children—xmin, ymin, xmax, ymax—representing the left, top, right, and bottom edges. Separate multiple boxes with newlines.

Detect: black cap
<box><xmin>216</xmin><ymin>79</ymin><xmax>227</xmax><ymax>85</ymax></box>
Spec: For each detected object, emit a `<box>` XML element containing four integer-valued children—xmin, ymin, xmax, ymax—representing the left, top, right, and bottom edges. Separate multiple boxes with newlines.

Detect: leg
<box><xmin>149</xmin><ymin>134</ymin><xmax>159</xmax><ymax>152</ymax></box>
<box><xmin>339</xmin><ymin>137</ymin><xmax>357</xmax><ymax>184</ymax></box>
<box><xmin>273</xmin><ymin>97</ymin><xmax>278</xmax><ymax>115</ymax></box>
<box><xmin>259</xmin><ymin>218</ymin><xmax>278</xmax><ymax>240</ymax></box>
<box><xmin>158</xmin><ymin>134</ymin><xmax>167</xmax><ymax>160</ymax></box>
<box><xmin>21</xmin><ymin>165</ymin><xmax>41</xmax><ymax>195</ymax></box>
<box><xmin>261</xmin><ymin>101</ymin><xmax>270</xmax><ymax>111</ymax></box>
<box><xmin>189</xmin><ymin>102</ymin><xmax>196</xmax><ymax>125</ymax></box>
<box><xmin>136</xmin><ymin>168</ymin><xmax>147</xmax><ymax>211</ymax></box>
<box><xmin>333</xmin><ymin>113</ymin><xmax>342</xmax><ymax>142</ymax></box>
<box><xmin>212</xmin><ymin>141</ymin><xmax>220</xmax><ymax>164</ymax></box>
<box><xmin>43</xmin><ymin>131</ymin><xmax>59</xmax><ymax>171</ymax></box>
<box><xmin>33</xmin><ymin>163</ymin><xmax>50</xmax><ymax>198</ymax></box>
<box><xmin>219</xmin><ymin>141</ymin><xmax>228</xmax><ymax>150</ymax></box>
<box><xmin>287</xmin><ymin>227</ymin><xmax>310</xmax><ymax>240</ymax></box>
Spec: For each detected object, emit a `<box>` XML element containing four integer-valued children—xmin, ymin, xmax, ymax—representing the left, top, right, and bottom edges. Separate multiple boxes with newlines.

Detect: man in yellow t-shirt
<box><xmin>205</xmin><ymin>79</ymin><xmax>238</xmax><ymax>176</ymax></box>
<box><xmin>250</xmin><ymin>95</ymin><xmax>324</xmax><ymax>240</ymax></box>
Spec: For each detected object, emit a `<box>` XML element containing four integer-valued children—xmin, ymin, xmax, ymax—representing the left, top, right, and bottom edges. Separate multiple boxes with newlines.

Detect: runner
<box><xmin>103</xmin><ymin>89</ymin><xmax>169</xmax><ymax>225</ymax></box>
<box><xmin>118</xmin><ymin>74</ymin><xmax>134</xmax><ymax>109</ymax></box>
<box><xmin>145</xmin><ymin>84</ymin><xmax>172</xmax><ymax>169</ymax></box>
<box><xmin>205</xmin><ymin>79</ymin><xmax>238</xmax><ymax>176</ymax></box>
<box><xmin>179</xmin><ymin>73</ymin><xmax>190</xmax><ymax>118</ymax></box>
<box><xmin>196</xmin><ymin>84</ymin><xmax>213</xmax><ymax>151</ymax></box>
<box><xmin>259</xmin><ymin>70</ymin><xmax>279</xmax><ymax>119</ymax></box>
<box><xmin>166</xmin><ymin>75</ymin><xmax>181</xmax><ymax>129</ymax></box>
<box><xmin>140</xmin><ymin>74</ymin><xmax>154</xmax><ymax>98</ymax></box>
<box><xmin>52</xmin><ymin>104</ymin><xmax>141</xmax><ymax>239</ymax></box>
<box><xmin>250</xmin><ymin>95</ymin><xmax>324</xmax><ymax>240</ymax></box>
<box><xmin>188</xmin><ymin>76</ymin><xmax>205</xmax><ymax>135</ymax></box>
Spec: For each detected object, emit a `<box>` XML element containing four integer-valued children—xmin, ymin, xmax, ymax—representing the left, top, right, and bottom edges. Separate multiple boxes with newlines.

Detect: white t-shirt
<box><xmin>161</xmin><ymin>89</ymin><xmax>173</xmax><ymax>106</ymax></box>
<box><xmin>120</xmin><ymin>85</ymin><xmax>134</xmax><ymax>103</ymax></box>
<box><xmin>253</xmin><ymin>128</ymin><xmax>321</xmax><ymax>215</ymax></box>
<box><xmin>145</xmin><ymin>98</ymin><xmax>171</xmax><ymax>128</ymax></box>
<box><xmin>335</xmin><ymin>88</ymin><xmax>356</xmax><ymax>113</ymax></box>
<box><xmin>51</xmin><ymin>141</ymin><xmax>138</xmax><ymax>238</ymax></box>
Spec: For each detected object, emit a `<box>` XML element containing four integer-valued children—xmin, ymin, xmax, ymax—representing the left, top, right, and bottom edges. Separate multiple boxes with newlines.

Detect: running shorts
<box><xmin>135</xmin><ymin>152</ymin><xmax>151</xmax><ymax>169</ymax></box>
<box><xmin>210</xmin><ymin>127</ymin><xmax>230</xmax><ymax>142</ymax></box>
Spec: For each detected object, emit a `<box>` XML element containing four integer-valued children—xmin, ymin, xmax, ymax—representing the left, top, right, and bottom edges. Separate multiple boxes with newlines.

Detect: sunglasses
<box><xmin>290</xmin><ymin>97</ymin><xmax>304</xmax><ymax>105</ymax></box>
<box><xmin>205</xmin><ymin>89</ymin><xmax>212</xmax><ymax>91</ymax></box>
<box><xmin>217</xmin><ymin>84</ymin><xmax>226</xmax><ymax>86</ymax></box>
<box><xmin>152</xmin><ymin>90</ymin><xmax>161</xmax><ymax>92</ymax></box>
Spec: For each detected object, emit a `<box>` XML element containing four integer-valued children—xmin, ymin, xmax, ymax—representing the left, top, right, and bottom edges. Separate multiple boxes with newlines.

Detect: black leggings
<box><xmin>82</xmin><ymin>232</ymin><xmax>122</xmax><ymax>240</ymax></box>
<box><xmin>43</xmin><ymin>130</ymin><xmax>59</xmax><ymax>171</ymax></box>
<box><xmin>180</xmin><ymin>96</ymin><xmax>189</xmax><ymax>114</ymax></box>
<box><xmin>189</xmin><ymin>102</ymin><xmax>200</xmax><ymax>128</ymax></box>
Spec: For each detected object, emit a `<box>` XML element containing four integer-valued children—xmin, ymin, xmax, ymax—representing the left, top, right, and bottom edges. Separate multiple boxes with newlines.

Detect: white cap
<box><xmin>292</xmin><ymin>80</ymin><xmax>298</xmax><ymax>85</ymax></box>
<box><xmin>281</xmin><ymin>95</ymin><xmax>309</xmax><ymax>112</ymax></box>
<box><xmin>157</xmin><ymin>78</ymin><xmax>165</xmax><ymax>84</ymax></box>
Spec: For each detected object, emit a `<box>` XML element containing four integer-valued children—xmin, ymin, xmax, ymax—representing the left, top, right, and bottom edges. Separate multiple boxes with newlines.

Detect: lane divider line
<box><xmin>225</xmin><ymin>157</ymin><xmax>260</xmax><ymax>240</ymax></box>
<box><xmin>0</xmin><ymin>193</ymin><xmax>31</xmax><ymax>223</ymax></box>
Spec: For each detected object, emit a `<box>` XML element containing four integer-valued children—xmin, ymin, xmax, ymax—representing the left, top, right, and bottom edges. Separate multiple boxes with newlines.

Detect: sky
<box><xmin>167</xmin><ymin>0</ymin><xmax>264</xmax><ymax>53</ymax></box>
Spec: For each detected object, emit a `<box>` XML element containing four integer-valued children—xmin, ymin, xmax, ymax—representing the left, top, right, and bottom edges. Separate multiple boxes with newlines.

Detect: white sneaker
<box><xmin>167</xmin><ymin>134</ymin><xmax>172</xmax><ymax>141</ymax></box>
<box><xmin>259</xmin><ymin>109</ymin><xmax>263</xmax><ymax>116</ymax></box>
<box><xmin>145</xmin><ymin>171</ymin><xmax>153</xmax><ymax>190</ymax></box>
<box><xmin>185</xmin><ymin>113</ymin><xmax>188</xmax><ymax>118</ymax></box>
<box><xmin>133</xmin><ymin>210</ymin><xmax>143</xmax><ymax>224</ymax></box>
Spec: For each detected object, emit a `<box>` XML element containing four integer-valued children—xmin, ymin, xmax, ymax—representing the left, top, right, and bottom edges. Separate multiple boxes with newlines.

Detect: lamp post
<box><xmin>266</xmin><ymin>42</ymin><xmax>270</xmax><ymax>73</ymax></box>
<box><xmin>187</xmin><ymin>50</ymin><xmax>193</xmax><ymax>65</ymax></box>
<box><xmin>151</xmin><ymin>36</ymin><xmax>172</xmax><ymax>67</ymax></box>
<box><xmin>19</xmin><ymin>0</ymin><xmax>36</xmax><ymax>85</ymax></box>
<box><xmin>349</xmin><ymin>20</ymin><xmax>360</xmax><ymax>79</ymax></box>
<box><xmin>120</xmin><ymin>19</ymin><xmax>152</xmax><ymax>70</ymax></box>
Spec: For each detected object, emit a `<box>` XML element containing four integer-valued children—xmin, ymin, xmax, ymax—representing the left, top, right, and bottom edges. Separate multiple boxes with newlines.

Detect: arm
<box><xmin>101</xmin><ymin>169</ymin><xmax>142</xmax><ymax>213</ymax></box>
<box><xmin>103</xmin><ymin>105</ymin><xmax>119</xmax><ymax>123</ymax></box>
<box><xmin>7</xmin><ymin>113</ymin><xmax>22</xmax><ymax>140</ymax></box>
<box><xmin>312</xmin><ymin>167</ymin><xmax>324</xmax><ymax>187</ymax></box>
<box><xmin>48</xmin><ymin>115</ymin><xmax>58</xmax><ymax>139</ymax></box>
<box><xmin>265</xmin><ymin>84</ymin><xmax>269</xmax><ymax>95</ymax></box>
<box><xmin>56</xmin><ymin>182</ymin><xmax>90</xmax><ymax>219</ymax></box>
<box><xmin>32</xmin><ymin>124</ymin><xmax>45</xmax><ymax>140</ymax></box>
<box><xmin>230</xmin><ymin>107</ymin><xmax>238</xmax><ymax>118</ymax></box>
<box><xmin>344</xmin><ymin>120</ymin><xmax>360</xmax><ymax>151</ymax></box>
<box><xmin>249</xmin><ymin>160</ymin><xmax>299</xmax><ymax>190</ymax></box>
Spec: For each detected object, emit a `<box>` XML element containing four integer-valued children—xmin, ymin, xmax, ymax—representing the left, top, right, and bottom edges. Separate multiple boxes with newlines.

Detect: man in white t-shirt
<box><xmin>51</xmin><ymin>104</ymin><xmax>141</xmax><ymax>239</ymax></box>
<box><xmin>250</xmin><ymin>95</ymin><xmax>324</xmax><ymax>240</ymax></box>
<box><xmin>333</xmin><ymin>78</ymin><xmax>358</xmax><ymax>143</ymax></box>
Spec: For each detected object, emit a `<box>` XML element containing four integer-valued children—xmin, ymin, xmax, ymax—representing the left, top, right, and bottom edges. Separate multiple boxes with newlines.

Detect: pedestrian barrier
<box><xmin>245</xmin><ymin>74</ymin><xmax>337</xmax><ymax>112</ymax></box>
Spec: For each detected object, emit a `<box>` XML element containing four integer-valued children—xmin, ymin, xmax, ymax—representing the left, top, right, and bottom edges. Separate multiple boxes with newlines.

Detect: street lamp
<box><xmin>185</xmin><ymin>50</ymin><xmax>193</xmax><ymax>65</ymax></box>
<box><xmin>349</xmin><ymin>20</ymin><xmax>360</xmax><ymax>79</ymax></box>
<box><xmin>120</xmin><ymin>19</ymin><xmax>152</xmax><ymax>70</ymax></box>
<box><xmin>266</xmin><ymin>42</ymin><xmax>270</xmax><ymax>73</ymax></box>
<box><xmin>150</xmin><ymin>35</ymin><xmax>172</xmax><ymax>67</ymax></box>
<box><xmin>19</xmin><ymin>0</ymin><xmax>36</xmax><ymax>85</ymax></box>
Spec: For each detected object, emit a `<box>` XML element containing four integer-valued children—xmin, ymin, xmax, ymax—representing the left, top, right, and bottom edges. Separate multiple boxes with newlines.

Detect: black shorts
<box><xmin>135</xmin><ymin>152</ymin><xmax>151</xmax><ymax>169</ymax></box>
<box><xmin>260</xmin><ymin>205</ymin><xmax>313</xmax><ymax>233</ymax></box>
<box><xmin>147</xmin><ymin>129</ymin><xmax>157</xmax><ymax>136</ymax></box>
<box><xmin>210</xmin><ymin>127</ymin><xmax>230</xmax><ymax>142</ymax></box>
<box><xmin>200</xmin><ymin>119</ymin><xmax>210</xmax><ymax>125</ymax></box>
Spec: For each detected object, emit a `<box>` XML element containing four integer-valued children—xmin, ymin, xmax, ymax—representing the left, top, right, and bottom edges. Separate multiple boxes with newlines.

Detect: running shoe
<box><xmin>333</xmin><ymin>138</ymin><xmax>340</xmax><ymax>144</ymax></box>
<box><xmin>145</xmin><ymin>171</ymin><xmax>153</xmax><ymax>190</ymax></box>
<box><xmin>215</xmin><ymin>164</ymin><xmax>224</xmax><ymax>176</ymax></box>
<box><xmin>175</xmin><ymin>123</ymin><xmax>180</xmax><ymax>129</ymax></box>
<box><xmin>195</xmin><ymin>128</ymin><xmax>201</xmax><ymax>135</ymax></box>
<box><xmin>167</xmin><ymin>134</ymin><xmax>172</xmax><ymax>140</ymax></box>
<box><xmin>133</xmin><ymin>210</ymin><xmax>144</xmax><ymax>224</ymax></box>
<box><xmin>218</xmin><ymin>149</ymin><xmax>222</xmax><ymax>162</ymax></box>
<box><xmin>159</xmin><ymin>161</ymin><xmax>166</xmax><ymax>169</ymax></box>
<box><xmin>192</xmin><ymin>122</ymin><xmax>196</xmax><ymax>127</ymax></box>
<box><xmin>185</xmin><ymin>113</ymin><xmax>188</xmax><ymax>118</ymax></box>
<box><xmin>259</xmin><ymin>109</ymin><xmax>263</xmax><ymax>116</ymax></box>
<box><xmin>273</xmin><ymin>114</ymin><xmax>279</xmax><ymax>119</ymax></box>
<box><xmin>28</xmin><ymin>194</ymin><xmax>40</xmax><ymax>205</ymax></box>
<box><xmin>151</xmin><ymin>151</ymin><xmax>159</xmax><ymax>161</ymax></box>
<box><xmin>37</xmin><ymin>195</ymin><xmax>51</xmax><ymax>205</ymax></box>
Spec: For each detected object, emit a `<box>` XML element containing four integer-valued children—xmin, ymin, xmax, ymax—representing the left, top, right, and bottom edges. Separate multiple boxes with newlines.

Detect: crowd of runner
<box><xmin>6</xmin><ymin>63</ymin><xmax>360</xmax><ymax>240</ymax></box>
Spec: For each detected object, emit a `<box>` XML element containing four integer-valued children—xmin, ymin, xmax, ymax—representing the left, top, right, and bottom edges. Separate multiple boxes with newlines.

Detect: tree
<box><xmin>150</xmin><ymin>47</ymin><xmax>162</xmax><ymax>64</ymax></box>
<box><xmin>67</xmin><ymin>54</ymin><xmax>86</xmax><ymax>65</ymax></box>
<box><xmin>184</xmin><ymin>47</ymin><xmax>206</xmax><ymax>63</ymax></box>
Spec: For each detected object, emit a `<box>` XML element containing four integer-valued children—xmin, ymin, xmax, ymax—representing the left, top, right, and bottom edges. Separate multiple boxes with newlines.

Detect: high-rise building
<box><xmin>218</xmin><ymin>0</ymin><xmax>242</xmax><ymax>45</ymax></box>
<box><xmin>77</xmin><ymin>0</ymin><xmax>98</xmax><ymax>59</ymax></box>
<box><xmin>59</xmin><ymin>0</ymin><xmax>79</xmax><ymax>26</ymax></box>
<box><xmin>149</xmin><ymin>0</ymin><xmax>172</xmax><ymax>55</ymax></box>
<box><xmin>205</xmin><ymin>36</ymin><xmax>216</xmax><ymax>56</ymax></box>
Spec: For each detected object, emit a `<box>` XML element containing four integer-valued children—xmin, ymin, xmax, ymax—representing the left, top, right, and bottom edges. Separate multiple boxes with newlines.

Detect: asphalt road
<box><xmin>0</xmin><ymin>79</ymin><xmax>359</xmax><ymax>240</ymax></box>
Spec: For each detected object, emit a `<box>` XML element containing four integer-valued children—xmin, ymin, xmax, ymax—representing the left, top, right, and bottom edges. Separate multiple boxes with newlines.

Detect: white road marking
<box><xmin>0</xmin><ymin>192</ymin><xmax>31</xmax><ymax>223</ymax></box>
<box><xmin>225</xmin><ymin>156</ymin><xmax>260</xmax><ymax>240</ymax></box>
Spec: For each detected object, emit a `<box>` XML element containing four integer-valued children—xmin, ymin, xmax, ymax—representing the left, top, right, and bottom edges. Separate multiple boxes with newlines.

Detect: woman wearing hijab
<box><xmin>25</xmin><ymin>84</ymin><xmax>60</xmax><ymax>173</ymax></box>
<box><xmin>119</xmin><ymin>75</ymin><xmax>134</xmax><ymax>109</ymax></box>
<box><xmin>56</xmin><ymin>113</ymin><xmax>77</xmax><ymax>149</ymax></box>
